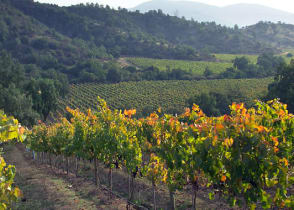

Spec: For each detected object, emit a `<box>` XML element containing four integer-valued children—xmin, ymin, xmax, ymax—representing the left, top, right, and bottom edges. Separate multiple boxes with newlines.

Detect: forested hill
<box><xmin>244</xmin><ymin>22</ymin><xmax>294</xmax><ymax>49</ymax></box>
<box><xmin>0</xmin><ymin>1</ymin><xmax>112</xmax><ymax>68</ymax></box>
<box><xmin>4</xmin><ymin>0</ymin><xmax>274</xmax><ymax>58</ymax></box>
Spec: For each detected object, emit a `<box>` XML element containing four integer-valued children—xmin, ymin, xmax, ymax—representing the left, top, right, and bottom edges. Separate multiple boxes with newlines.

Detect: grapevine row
<box><xmin>27</xmin><ymin>98</ymin><xmax>294</xmax><ymax>209</ymax></box>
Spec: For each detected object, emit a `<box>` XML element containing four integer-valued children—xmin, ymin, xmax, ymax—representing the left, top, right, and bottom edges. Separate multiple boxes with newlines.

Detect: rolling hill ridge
<box><xmin>132</xmin><ymin>0</ymin><xmax>294</xmax><ymax>27</ymax></box>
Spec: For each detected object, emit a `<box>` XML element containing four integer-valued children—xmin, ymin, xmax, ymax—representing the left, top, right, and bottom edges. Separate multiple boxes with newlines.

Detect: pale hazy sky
<box><xmin>36</xmin><ymin>0</ymin><xmax>294</xmax><ymax>13</ymax></box>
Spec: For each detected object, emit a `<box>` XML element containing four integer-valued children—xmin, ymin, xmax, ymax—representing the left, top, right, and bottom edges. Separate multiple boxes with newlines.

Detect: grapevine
<box><xmin>0</xmin><ymin>110</ymin><xmax>23</xmax><ymax>209</ymax></box>
<box><xmin>26</xmin><ymin>99</ymin><xmax>294</xmax><ymax>209</ymax></box>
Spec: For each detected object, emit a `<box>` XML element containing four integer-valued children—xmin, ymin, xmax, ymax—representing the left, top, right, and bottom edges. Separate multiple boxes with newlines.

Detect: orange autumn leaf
<box><xmin>241</xmin><ymin>108</ymin><xmax>247</xmax><ymax>116</ymax></box>
<box><xmin>212</xmin><ymin>135</ymin><xmax>218</xmax><ymax>146</ymax></box>
<box><xmin>223</xmin><ymin>114</ymin><xmax>231</xmax><ymax>122</ymax></box>
<box><xmin>150</xmin><ymin>113</ymin><xmax>158</xmax><ymax>118</ymax></box>
<box><xmin>271</xmin><ymin>136</ymin><xmax>279</xmax><ymax>147</ymax></box>
<box><xmin>256</xmin><ymin>125</ymin><xmax>265</xmax><ymax>133</ymax></box>
<box><xmin>236</xmin><ymin>103</ymin><xmax>244</xmax><ymax>110</ymax></box>
<box><xmin>215</xmin><ymin>124</ymin><xmax>224</xmax><ymax>131</ymax></box>
<box><xmin>147</xmin><ymin>120</ymin><xmax>155</xmax><ymax>126</ymax></box>
<box><xmin>198</xmin><ymin>110</ymin><xmax>204</xmax><ymax>117</ymax></box>
<box><xmin>123</xmin><ymin>109</ymin><xmax>128</xmax><ymax>115</ymax></box>
<box><xmin>124</xmin><ymin>109</ymin><xmax>136</xmax><ymax>117</ymax></box>
<box><xmin>184</xmin><ymin>108</ymin><xmax>190</xmax><ymax>116</ymax></box>
<box><xmin>278</xmin><ymin>109</ymin><xmax>285</xmax><ymax>116</ymax></box>
<box><xmin>19</xmin><ymin>126</ymin><xmax>25</xmax><ymax>135</ymax></box>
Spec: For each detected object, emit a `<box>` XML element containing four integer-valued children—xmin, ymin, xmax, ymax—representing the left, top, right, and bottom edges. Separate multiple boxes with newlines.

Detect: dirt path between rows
<box><xmin>5</xmin><ymin>144</ymin><xmax>129</xmax><ymax>210</ymax></box>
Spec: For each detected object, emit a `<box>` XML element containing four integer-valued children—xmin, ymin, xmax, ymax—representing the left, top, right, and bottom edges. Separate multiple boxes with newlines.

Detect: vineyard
<box><xmin>26</xmin><ymin>98</ymin><xmax>294</xmax><ymax>209</ymax></box>
<box><xmin>126</xmin><ymin>54</ymin><xmax>292</xmax><ymax>75</ymax></box>
<box><xmin>126</xmin><ymin>57</ymin><xmax>233</xmax><ymax>75</ymax></box>
<box><xmin>213</xmin><ymin>54</ymin><xmax>258</xmax><ymax>63</ymax></box>
<box><xmin>58</xmin><ymin>78</ymin><xmax>273</xmax><ymax>117</ymax></box>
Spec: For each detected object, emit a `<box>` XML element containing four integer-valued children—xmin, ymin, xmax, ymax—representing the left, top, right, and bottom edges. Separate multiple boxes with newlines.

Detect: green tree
<box><xmin>267</xmin><ymin>61</ymin><xmax>294</xmax><ymax>113</ymax></box>
<box><xmin>0</xmin><ymin>50</ymin><xmax>25</xmax><ymax>88</ymax></box>
<box><xmin>257</xmin><ymin>52</ymin><xmax>285</xmax><ymax>76</ymax></box>
<box><xmin>0</xmin><ymin>51</ymin><xmax>39</xmax><ymax>126</ymax></box>
<box><xmin>233</xmin><ymin>56</ymin><xmax>249</xmax><ymax>71</ymax></box>
<box><xmin>186</xmin><ymin>91</ymin><xmax>246</xmax><ymax>116</ymax></box>
<box><xmin>204</xmin><ymin>66</ymin><xmax>213</xmax><ymax>78</ymax></box>
<box><xmin>106</xmin><ymin>67</ymin><xmax>121</xmax><ymax>83</ymax></box>
<box><xmin>187</xmin><ymin>92</ymin><xmax>221</xmax><ymax>116</ymax></box>
<box><xmin>26</xmin><ymin>79</ymin><xmax>58</xmax><ymax>121</ymax></box>
<box><xmin>0</xmin><ymin>84</ymin><xmax>39</xmax><ymax>127</ymax></box>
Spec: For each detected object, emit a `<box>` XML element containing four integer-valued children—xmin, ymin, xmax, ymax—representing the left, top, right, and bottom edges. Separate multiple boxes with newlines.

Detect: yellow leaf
<box><xmin>192</xmin><ymin>104</ymin><xmax>200</xmax><ymax>112</ymax></box>
<box><xmin>14</xmin><ymin>187</ymin><xmax>22</xmax><ymax>198</ymax></box>
<box><xmin>223</xmin><ymin>138</ymin><xmax>234</xmax><ymax>148</ymax></box>
<box><xmin>157</xmin><ymin>107</ymin><xmax>161</xmax><ymax>113</ymax></box>
<box><xmin>212</xmin><ymin>135</ymin><xmax>218</xmax><ymax>146</ymax></box>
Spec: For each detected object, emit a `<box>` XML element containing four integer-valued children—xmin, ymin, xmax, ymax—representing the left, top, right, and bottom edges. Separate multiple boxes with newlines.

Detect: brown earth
<box><xmin>4</xmin><ymin>144</ymin><xmax>131</xmax><ymax>210</ymax></box>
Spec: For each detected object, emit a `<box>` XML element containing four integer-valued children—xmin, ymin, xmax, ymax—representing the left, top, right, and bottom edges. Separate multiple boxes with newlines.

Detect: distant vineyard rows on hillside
<box><xmin>126</xmin><ymin>53</ymin><xmax>293</xmax><ymax>76</ymax></box>
<box><xmin>58</xmin><ymin>78</ymin><xmax>273</xmax><ymax>117</ymax></box>
<box><xmin>126</xmin><ymin>57</ymin><xmax>233</xmax><ymax>75</ymax></box>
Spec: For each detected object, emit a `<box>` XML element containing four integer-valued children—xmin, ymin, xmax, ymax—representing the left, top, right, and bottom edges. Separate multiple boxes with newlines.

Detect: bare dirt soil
<box><xmin>4</xmin><ymin>144</ymin><xmax>130</xmax><ymax>210</ymax></box>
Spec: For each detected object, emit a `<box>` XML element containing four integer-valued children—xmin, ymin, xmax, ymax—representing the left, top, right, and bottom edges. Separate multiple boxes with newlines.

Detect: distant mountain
<box><xmin>132</xmin><ymin>0</ymin><xmax>294</xmax><ymax>27</ymax></box>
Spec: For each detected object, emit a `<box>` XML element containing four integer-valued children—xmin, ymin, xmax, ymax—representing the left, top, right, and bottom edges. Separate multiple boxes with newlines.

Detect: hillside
<box><xmin>0</xmin><ymin>1</ymin><xmax>109</xmax><ymax>70</ymax></box>
<box><xmin>132</xmin><ymin>0</ymin><xmax>294</xmax><ymax>27</ymax></box>
<box><xmin>6</xmin><ymin>0</ymin><xmax>273</xmax><ymax>57</ymax></box>
<box><xmin>6</xmin><ymin>0</ymin><xmax>199</xmax><ymax>60</ymax></box>
<box><xmin>244</xmin><ymin>22</ymin><xmax>294</xmax><ymax>49</ymax></box>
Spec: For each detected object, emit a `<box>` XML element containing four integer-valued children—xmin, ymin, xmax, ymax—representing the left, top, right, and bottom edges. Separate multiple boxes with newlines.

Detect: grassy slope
<box><xmin>58</xmin><ymin>78</ymin><xmax>273</xmax><ymax>116</ymax></box>
<box><xmin>126</xmin><ymin>57</ymin><xmax>232</xmax><ymax>75</ymax></box>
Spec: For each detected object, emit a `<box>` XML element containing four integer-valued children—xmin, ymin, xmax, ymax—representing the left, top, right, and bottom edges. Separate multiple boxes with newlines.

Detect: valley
<box><xmin>1</xmin><ymin>0</ymin><xmax>294</xmax><ymax>209</ymax></box>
